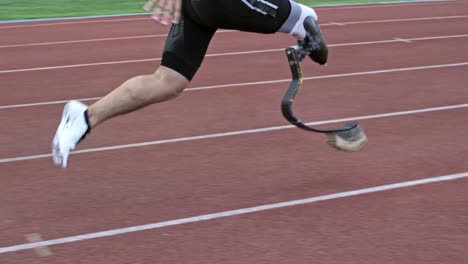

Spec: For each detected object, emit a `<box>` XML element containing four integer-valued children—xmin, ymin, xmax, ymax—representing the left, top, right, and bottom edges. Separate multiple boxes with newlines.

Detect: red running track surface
<box><xmin>1</xmin><ymin>1</ymin><xmax>468</xmax><ymax>263</ymax></box>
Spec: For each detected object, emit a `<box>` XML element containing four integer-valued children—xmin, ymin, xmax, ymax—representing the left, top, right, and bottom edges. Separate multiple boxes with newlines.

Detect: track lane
<box><xmin>1</xmin><ymin>63</ymin><xmax>468</xmax><ymax>158</ymax></box>
<box><xmin>1</xmin><ymin>109</ymin><xmax>468</xmax><ymax>260</ymax></box>
<box><xmin>4</xmin><ymin>176</ymin><xmax>467</xmax><ymax>263</ymax></box>
<box><xmin>2</xmin><ymin>17</ymin><xmax>468</xmax><ymax>70</ymax></box>
<box><xmin>1</xmin><ymin>34</ymin><xmax>467</xmax><ymax>106</ymax></box>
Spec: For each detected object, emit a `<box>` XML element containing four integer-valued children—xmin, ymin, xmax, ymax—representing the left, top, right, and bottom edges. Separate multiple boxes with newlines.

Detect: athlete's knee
<box><xmin>151</xmin><ymin>66</ymin><xmax>189</xmax><ymax>99</ymax></box>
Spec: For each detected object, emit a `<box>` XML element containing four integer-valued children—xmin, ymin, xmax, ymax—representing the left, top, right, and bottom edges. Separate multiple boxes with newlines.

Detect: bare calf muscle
<box><xmin>87</xmin><ymin>66</ymin><xmax>188</xmax><ymax>128</ymax></box>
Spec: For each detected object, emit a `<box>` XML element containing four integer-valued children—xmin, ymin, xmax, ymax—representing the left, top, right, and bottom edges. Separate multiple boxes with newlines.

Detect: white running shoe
<box><xmin>52</xmin><ymin>100</ymin><xmax>90</xmax><ymax>168</ymax></box>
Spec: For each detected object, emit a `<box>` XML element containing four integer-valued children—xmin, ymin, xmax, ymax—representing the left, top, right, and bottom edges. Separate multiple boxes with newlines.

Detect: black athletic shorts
<box><xmin>161</xmin><ymin>0</ymin><xmax>291</xmax><ymax>80</ymax></box>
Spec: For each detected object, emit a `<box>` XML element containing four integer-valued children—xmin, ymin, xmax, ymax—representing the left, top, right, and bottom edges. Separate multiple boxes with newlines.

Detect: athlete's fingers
<box><xmin>172</xmin><ymin>0</ymin><xmax>182</xmax><ymax>24</ymax></box>
<box><xmin>160</xmin><ymin>0</ymin><xmax>173</xmax><ymax>26</ymax></box>
<box><xmin>145</xmin><ymin>0</ymin><xmax>180</xmax><ymax>26</ymax></box>
<box><xmin>150</xmin><ymin>0</ymin><xmax>166</xmax><ymax>23</ymax></box>
<box><xmin>143</xmin><ymin>0</ymin><xmax>157</xmax><ymax>12</ymax></box>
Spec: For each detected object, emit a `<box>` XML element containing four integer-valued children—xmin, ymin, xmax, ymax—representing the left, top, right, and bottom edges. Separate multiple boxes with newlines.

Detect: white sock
<box><xmin>290</xmin><ymin>4</ymin><xmax>318</xmax><ymax>40</ymax></box>
<box><xmin>278</xmin><ymin>1</ymin><xmax>318</xmax><ymax>40</ymax></box>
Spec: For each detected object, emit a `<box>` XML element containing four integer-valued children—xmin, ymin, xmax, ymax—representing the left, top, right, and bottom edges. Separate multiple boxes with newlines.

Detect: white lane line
<box><xmin>0</xmin><ymin>30</ymin><xmax>235</xmax><ymax>49</ymax></box>
<box><xmin>0</xmin><ymin>48</ymin><xmax>286</xmax><ymax>74</ymax></box>
<box><xmin>1</xmin><ymin>61</ymin><xmax>467</xmax><ymax>110</ymax></box>
<box><xmin>189</xmin><ymin>62</ymin><xmax>468</xmax><ymax>90</ymax></box>
<box><xmin>394</xmin><ymin>37</ymin><xmax>413</xmax><ymax>43</ymax></box>
<box><xmin>0</xmin><ymin>17</ymin><xmax>150</xmax><ymax>29</ymax></box>
<box><xmin>318</xmin><ymin>0</ymin><xmax>456</xmax><ymax>10</ymax></box>
<box><xmin>0</xmin><ymin>13</ymin><xmax>149</xmax><ymax>25</ymax></box>
<box><xmin>0</xmin><ymin>34</ymin><xmax>165</xmax><ymax>48</ymax></box>
<box><xmin>0</xmin><ymin>58</ymin><xmax>157</xmax><ymax>73</ymax></box>
<box><xmin>1</xmin><ymin>15</ymin><xmax>467</xmax><ymax>48</ymax></box>
<box><xmin>326</xmin><ymin>33</ymin><xmax>468</xmax><ymax>48</ymax></box>
<box><xmin>329</xmin><ymin>22</ymin><xmax>346</xmax><ymax>26</ymax></box>
<box><xmin>1</xmin><ymin>102</ymin><xmax>467</xmax><ymax>164</ymax></box>
<box><xmin>327</xmin><ymin>15</ymin><xmax>468</xmax><ymax>26</ymax></box>
<box><xmin>1</xmin><ymin>33</ymin><xmax>468</xmax><ymax>74</ymax></box>
<box><xmin>0</xmin><ymin>97</ymin><xmax>102</xmax><ymax>110</ymax></box>
<box><xmin>1</xmin><ymin>171</ymin><xmax>467</xmax><ymax>254</ymax></box>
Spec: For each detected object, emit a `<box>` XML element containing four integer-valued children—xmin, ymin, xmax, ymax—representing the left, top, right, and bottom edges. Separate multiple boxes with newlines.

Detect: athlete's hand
<box><xmin>144</xmin><ymin>0</ymin><xmax>182</xmax><ymax>25</ymax></box>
